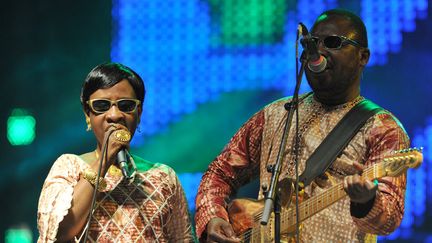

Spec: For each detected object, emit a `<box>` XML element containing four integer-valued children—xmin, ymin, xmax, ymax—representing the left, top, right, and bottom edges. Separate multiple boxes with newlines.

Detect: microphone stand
<box><xmin>260</xmin><ymin>24</ymin><xmax>307</xmax><ymax>243</ymax></box>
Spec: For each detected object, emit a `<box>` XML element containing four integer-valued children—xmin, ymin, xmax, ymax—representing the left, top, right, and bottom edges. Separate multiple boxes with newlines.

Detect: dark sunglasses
<box><xmin>87</xmin><ymin>99</ymin><xmax>140</xmax><ymax>114</ymax></box>
<box><xmin>307</xmin><ymin>35</ymin><xmax>363</xmax><ymax>50</ymax></box>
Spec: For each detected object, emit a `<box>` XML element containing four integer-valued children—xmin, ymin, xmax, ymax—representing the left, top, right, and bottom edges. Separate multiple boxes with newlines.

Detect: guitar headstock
<box><xmin>382</xmin><ymin>147</ymin><xmax>423</xmax><ymax>177</ymax></box>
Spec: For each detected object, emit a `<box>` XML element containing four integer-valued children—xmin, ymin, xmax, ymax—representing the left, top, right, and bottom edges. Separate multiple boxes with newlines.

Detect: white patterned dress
<box><xmin>37</xmin><ymin>154</ymin><xmax>194</xmax><ymax>242</ymax></box>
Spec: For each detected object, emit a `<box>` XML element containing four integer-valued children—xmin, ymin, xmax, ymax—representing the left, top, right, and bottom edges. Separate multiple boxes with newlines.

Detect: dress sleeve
<box><xmin>194</xmin><ymin>111</ymin><xmax>265</xmax><ymax>239</ymax></box>
<box><xmin>352</xmin><ymin>113</ymin><xmax>410</xmax><ymax>235</ymax></box>
<box><xmin>37</xmin><ymin>154</ymin><xmax>83</xmax><ymax>243</ymax></box>
<box><xmin>167</xmin><ymin>172</ymin><xmax>196</xmax><ymax>242</ymax></box>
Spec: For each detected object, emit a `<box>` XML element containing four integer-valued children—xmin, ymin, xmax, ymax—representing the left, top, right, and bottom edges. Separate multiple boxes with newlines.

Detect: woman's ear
<box><xmin>84</xmin><ymin>112</ymin><xmax>91</xmax><ymax>131</ymax></box>
<box><xmin>137</xmin><ymin>106</ymin><xmax>142</xmax><ymax>124</ymax></box>
<box><xmin>84</xmin><ymin>109</ymin><xmax>91</xmax><ymax>119</ymax></box>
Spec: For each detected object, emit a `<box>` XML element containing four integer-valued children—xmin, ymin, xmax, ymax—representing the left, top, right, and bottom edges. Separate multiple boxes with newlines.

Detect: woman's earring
<box><xmin>86</xmin><ymin>117</ymin><xmax>92</xmax><ymax>131</ymax></box>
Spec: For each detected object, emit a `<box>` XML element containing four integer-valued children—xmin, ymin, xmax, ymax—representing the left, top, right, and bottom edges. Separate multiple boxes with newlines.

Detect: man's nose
<box><xmin>316</xmin><ymin>40</ymin><xmax>327</xmax><ymax>54</ymax></box>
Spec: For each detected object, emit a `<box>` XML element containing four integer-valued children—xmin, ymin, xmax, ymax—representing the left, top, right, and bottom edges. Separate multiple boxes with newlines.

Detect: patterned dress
<box><xmin>195</xmin><ymin>94</ymin><xmax>409</xmax><ymax>242</ymax></box>
<box><xmin>37</xmin><ymin>154</ymin><xmax>194</xmax><ymax>242</ymax></box>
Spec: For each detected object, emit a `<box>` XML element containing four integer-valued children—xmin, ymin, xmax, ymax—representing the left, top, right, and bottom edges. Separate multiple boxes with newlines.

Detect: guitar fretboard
<box><xmin>281</xmin><ymin>160</ymin><xmax>387</xmax><ymax>230</ymax></box>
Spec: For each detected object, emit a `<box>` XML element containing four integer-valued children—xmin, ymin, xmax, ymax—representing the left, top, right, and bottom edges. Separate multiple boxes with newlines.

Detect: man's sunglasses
<box><xmin>306</xmin><ymin>35</ymin><xmax>363</xmax><ymax>50</ymax></box>
<box><xmin>87</xmin><ymin>99</ymin><xmax>140</xmax><ymax>114</ymax></box>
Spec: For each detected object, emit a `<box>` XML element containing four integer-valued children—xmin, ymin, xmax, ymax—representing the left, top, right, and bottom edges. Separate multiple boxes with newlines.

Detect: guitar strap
<box><xmin>298</xmin><ymin>99</ymin><xmax>383</xmax><ymax>187</ymax></box>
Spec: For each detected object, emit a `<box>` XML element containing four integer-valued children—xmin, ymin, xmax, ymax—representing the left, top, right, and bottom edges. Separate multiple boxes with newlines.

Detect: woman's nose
<box><xmin>106</xmin><ymin>105</ymin><xmax>123</xmax><ymax>122</ymax></box>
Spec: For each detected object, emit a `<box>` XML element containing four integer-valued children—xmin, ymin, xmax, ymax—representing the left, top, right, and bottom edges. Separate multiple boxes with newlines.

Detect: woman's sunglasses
<box><xmin>87</xmin><ymin>99</ymin><xmax>140</xmax><ymax>114</ymax></box>
<box><xmin>306</xmin><ymin>35</ymin><xmax>363</xmax><ymax>50</ymax></box>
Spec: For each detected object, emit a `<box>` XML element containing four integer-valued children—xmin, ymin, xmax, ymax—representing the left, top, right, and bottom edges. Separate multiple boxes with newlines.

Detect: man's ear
<box><xmin>359</xmin><ymin>48</ymin><xmax>370</xmax><ymax>67</ymax></box>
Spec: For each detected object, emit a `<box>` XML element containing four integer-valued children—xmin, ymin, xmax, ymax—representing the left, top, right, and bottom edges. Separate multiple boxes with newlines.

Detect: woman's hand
<box><xmin>102</xmin><ymin>124</ymin><xmax>131</xmax><ymax>169</ymax></box>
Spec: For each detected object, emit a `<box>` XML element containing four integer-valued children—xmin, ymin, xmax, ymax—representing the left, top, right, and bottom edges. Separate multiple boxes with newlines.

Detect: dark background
<box><xmin>0</xmin><ymin>0</ymin><xmax>111</xmax><ymax>240</ymax></box>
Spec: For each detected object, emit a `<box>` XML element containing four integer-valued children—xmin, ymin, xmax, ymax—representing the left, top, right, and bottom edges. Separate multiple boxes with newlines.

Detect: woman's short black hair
<box><xmin>80</xmin><ymin>62</ymin><xmax>145</xmax><ymax>113</ymax></box>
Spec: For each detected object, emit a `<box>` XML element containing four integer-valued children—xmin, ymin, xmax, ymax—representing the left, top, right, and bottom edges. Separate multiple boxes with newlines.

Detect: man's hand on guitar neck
<box><xmin>343</xmin><ymin>161</ymin><xmax>378</xmax><ymax>204</ymax></box>
<box><xmin>206</xmin><ymin>217</ymin><xmax>240</xmax><ymax>243</ymax></box>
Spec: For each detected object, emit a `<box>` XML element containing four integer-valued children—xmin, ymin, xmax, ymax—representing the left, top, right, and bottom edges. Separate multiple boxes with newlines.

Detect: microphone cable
<box><xmin>81</xmin><ymin>128</ymin><xmax>115</xmax><ymax>242</ymax></box>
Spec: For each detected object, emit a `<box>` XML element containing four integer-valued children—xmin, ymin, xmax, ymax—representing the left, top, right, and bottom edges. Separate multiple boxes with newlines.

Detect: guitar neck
<box><xmin>282</xmin><ymin>162</ymin><xmax>386</xmax><ymax>230</ymax></box>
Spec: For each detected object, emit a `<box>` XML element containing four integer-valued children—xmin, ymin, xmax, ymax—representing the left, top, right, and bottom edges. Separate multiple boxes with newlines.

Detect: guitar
<box><xmin>228</xmin><ymin>148</ymin><xmax>423</xmax><ymax>242</ymax></box>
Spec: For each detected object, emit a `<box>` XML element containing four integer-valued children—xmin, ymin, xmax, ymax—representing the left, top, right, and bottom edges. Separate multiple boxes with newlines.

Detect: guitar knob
<box><xmin>267</xmin><ymin>164</ymin><xmax>274</xmax><ymax>173</ymax></box>
<box><xmin>261</xmin><ymin>183</ymin><xmax>268</xmax><ymax>192</ymax></box>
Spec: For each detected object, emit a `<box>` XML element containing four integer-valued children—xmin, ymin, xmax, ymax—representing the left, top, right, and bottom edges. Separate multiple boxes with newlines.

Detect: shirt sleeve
<box><xmin>37</xmin><ymin>154</ymin><xmax>83</xmax><ymax>243</ymax></box>
<box><xmin>194</xmin><ymin>110</ymin><xmax>265</xmax><ymax>239</ymax></box>
<box><xmin>167</xmin><ymin>173</ymin><xmax>196</xmax><ymax>242</ymax></box>
<box><xmin>351</xmin><ymin>113</ymin><xmax>410</xmax><ymax>235</ymax></box>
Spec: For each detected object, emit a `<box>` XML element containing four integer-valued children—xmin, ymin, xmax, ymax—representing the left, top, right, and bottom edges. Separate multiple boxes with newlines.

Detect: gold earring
<box><xmin>86</xmin><ymin>117</ymin><xmax>91</xmax><ymax>131</ymax></box>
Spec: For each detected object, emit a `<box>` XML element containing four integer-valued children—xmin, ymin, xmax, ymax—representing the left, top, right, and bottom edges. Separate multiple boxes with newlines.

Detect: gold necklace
<box><xmin>337</xmin><ymin>96</ymin><xmax>364</xmax><ymax>109</ymax></box>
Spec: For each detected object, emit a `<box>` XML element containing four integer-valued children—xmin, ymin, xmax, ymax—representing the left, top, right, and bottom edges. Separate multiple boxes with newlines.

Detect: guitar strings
<box><xmin>237</xmin><ymin>150</ymin><xmax>418</xmax><ymax>241</ymax></box>
<box><xmin>237</xmin><ymin>162</ymin><xmax>383</xmax><ymax>241</ymax></box>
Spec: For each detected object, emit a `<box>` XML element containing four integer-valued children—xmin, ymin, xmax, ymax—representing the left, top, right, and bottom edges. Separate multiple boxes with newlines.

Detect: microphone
<box><xmin>299</xmin><ymin>23</ymin><xmax>327</xmax><ymax>73</ymax></box>
<box><xmin>112</xmin><ymin>129</ymin><xmax>132</xmax><ymax>178</ymax></box>
<box><xmin>117</xmin><ymin>150</ymin><xmax>129</xmax><ymax>178</ymax></box>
